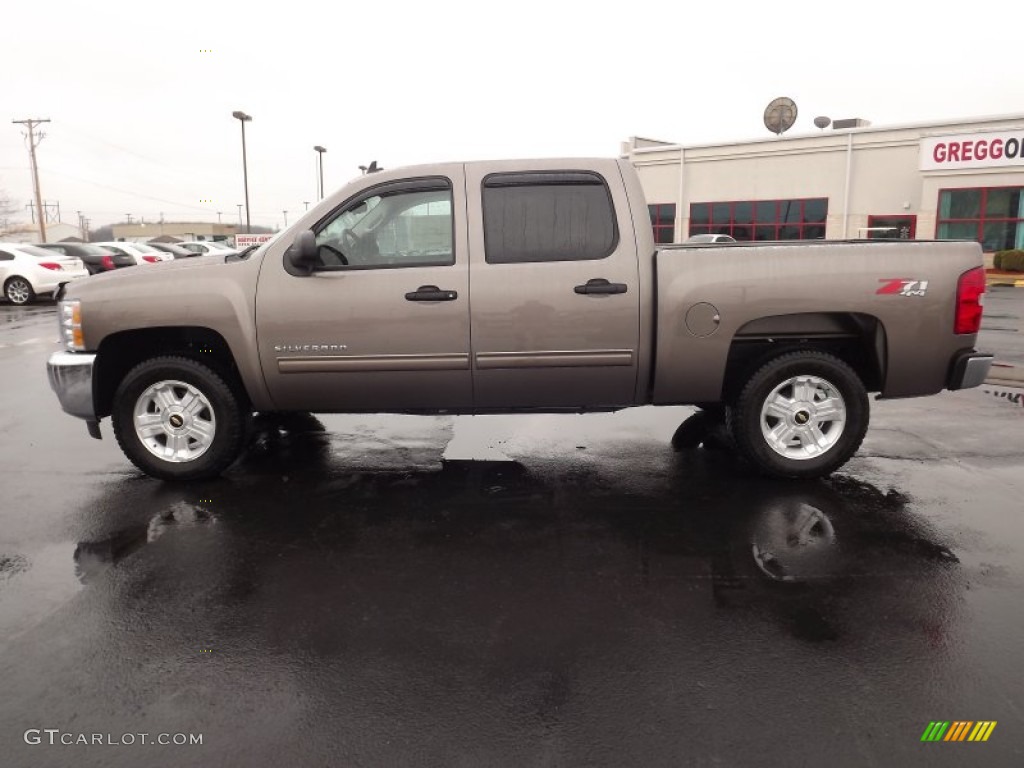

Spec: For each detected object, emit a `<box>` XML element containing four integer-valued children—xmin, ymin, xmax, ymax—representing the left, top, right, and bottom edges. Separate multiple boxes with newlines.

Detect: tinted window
<box><xmin>314</xmin><ymin>179</ymin><xmax>454</xmax><ymax>269</ymax></box>
<box><xmin>0</xmin><ymin>250</ymin><xmax>13</xmax><ymax>261</ymax></box>
<box><xmin>482</xmin><ymin>172</ymin><xmax>616</xmax><ymax>263</ymax></box>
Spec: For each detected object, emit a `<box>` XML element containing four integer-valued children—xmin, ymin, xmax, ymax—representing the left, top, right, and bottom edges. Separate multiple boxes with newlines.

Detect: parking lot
<box><xmin>0</xmin><ymin>289</ymin><xmax>1022</xmax><ymax>766</ymax></box>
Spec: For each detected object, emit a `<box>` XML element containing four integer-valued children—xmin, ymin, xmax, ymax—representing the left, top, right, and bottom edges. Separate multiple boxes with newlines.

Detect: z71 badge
<box><xmin>877</xmin><ymin>278</ymin><xmax>929</xmax><ymax>297</ymax></box>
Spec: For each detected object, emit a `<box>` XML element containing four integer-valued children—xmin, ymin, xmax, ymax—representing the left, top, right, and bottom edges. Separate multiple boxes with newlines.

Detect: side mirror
<box><xmin>284</xmin><ymin>231</ymin><xmax>318</xmax><ymax>276</ymax></box>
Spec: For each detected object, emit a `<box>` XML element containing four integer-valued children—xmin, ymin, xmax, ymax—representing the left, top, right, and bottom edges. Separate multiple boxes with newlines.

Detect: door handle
<box><xmin>574</xmin><ymin>278</ymin><xmax>628</xmax><ymax>295</ymax></box>
<box><xmin>405</xmin><ymin>285</ymin><xmax>458</xmax><ymax>301</ymax></box>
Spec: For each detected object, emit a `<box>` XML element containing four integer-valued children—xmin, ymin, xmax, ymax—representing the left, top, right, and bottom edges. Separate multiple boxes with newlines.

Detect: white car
<box><xmin>176</xmin><ymin>240</ymin><xmax>238</xmax><ymax>256</ymax></box>
<box><xmin>0</xmin><ymin>243</ymin><xmax>90</xmax><ymax>305</ymax></box>
<box><xmin>92</xmin><ymin>241</ymin><xmax>173</xmax><ymax>265</ymax></box>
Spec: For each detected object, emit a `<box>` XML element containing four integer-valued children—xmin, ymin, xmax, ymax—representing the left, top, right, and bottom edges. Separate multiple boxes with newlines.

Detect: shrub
<box><xmin>994</xmin><ymin>251</ymin><xmax>1005</xmax><ymax>270</ymax></box>
<box><xmin>997</xmin><ymin>249</ymin><xmax>1024</xmax><ymax>272</ymax></box>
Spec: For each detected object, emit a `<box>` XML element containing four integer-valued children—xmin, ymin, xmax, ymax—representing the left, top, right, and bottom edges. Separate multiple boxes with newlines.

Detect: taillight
<box><xmin>101</xmin><ymin>255</ymin><xmax>115</xmax><ymax>270</ymax></box>
<box><xmin>143</xmin><ymin>255</ymin><xmax>159</xmax><ymax>263</ymax></box>
<box><xmin>39</xmin><ymin>262</ymin><xmax>62</xmax><ymax>271</ymax></box>
<box><xmin>955</xmin><ymin>266</ymin><xmax>986</xmax><ymax>334</ymax></box>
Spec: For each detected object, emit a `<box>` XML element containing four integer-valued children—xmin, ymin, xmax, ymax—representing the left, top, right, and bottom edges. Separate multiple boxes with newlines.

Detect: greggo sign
<box><xmin>920</xmin><ymin>131</ymin><xmax>1024</xmax><ymax>171</ymax></box>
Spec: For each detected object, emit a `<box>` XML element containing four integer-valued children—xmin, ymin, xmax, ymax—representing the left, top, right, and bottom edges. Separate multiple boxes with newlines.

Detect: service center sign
<box><xmin>920</xmin><ymin>130</ymin><xmax>1024</xmax><ymax>171</ymax></box>
<box><xmin>235</xmin><ymin>234</ymin><xmax>274</xmax><ymax>247</ymax></box>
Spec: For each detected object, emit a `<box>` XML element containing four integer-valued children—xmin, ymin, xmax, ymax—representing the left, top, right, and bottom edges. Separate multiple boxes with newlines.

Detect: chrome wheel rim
<box><xmin>133</xmin><ymin>379</ymin><xmax>216</xmax><ymax>463</ymax></box>
<box><xmin>760</xmin><ymin>375</ymin><xmax>846</xmax><ymax>460</ymax></box>
<box><xmin>7</xmin><ymin>279</ymin><xmax>30</xmax><ymax>304</ymax></box>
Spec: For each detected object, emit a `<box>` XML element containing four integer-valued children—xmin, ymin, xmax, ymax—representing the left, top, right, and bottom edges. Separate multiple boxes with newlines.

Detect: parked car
<box><xmin>176</xmin><ymin>240</ymin><xmax>238</xmax><ymax>256</ymax></box>
<box><xmin>46</xmin><ymin>157</ymin><xmax>992</xmax><ymax>482</ymax></box>
<box><xmin>147</xmin><ymin>242</ymin><xmax>199</xmax><ymax>259</ymax></box>
<box><xmin>0</xmin><ymin>243</ymin><xmax>90</xmax><ymax>305</ymax></box>
<box><xmin>92</xmin><ymin>241</ymin><xmax>172</xmax><ymax>265</ymax></box>
<box><xmin>34</xmin><ymin>242</ymin><xmax>135</xmax><ymax>274</ymax></box>
<box><xmin>687</xmin><ymin>233</ymin><xmax>737</xmax><ymax>243</ymax></box>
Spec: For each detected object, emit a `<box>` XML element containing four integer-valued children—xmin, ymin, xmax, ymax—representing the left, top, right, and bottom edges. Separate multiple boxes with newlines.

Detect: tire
<box><xmin>671</xmin><ymin>411</ymin><xmax>713</xmax><ymax>451</ymax></box>
<box><xmin>671</xmin><ymin>409</ymin><xmax>733</xmax><ymax>452</ymax></box>
<box><xmin>111</xmin><ymin>356</ymin><xmax>247</xmax><ymax>480</ymax></box>
<box><xmin>726</xmin><ymin>351</ymin><xmax>869</xmax><ymax>479</ymax></box>
<box><xmin>4</xmin><ymin>276</ymin><xmax>35</xmax><ymax>305</ymax></box>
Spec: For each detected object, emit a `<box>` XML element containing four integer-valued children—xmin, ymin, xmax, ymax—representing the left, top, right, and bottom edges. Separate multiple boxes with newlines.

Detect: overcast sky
<box><xmin>2</xmin><ymin>0</ymin><xmax>1022</xmax><ymax>230</ymax></box>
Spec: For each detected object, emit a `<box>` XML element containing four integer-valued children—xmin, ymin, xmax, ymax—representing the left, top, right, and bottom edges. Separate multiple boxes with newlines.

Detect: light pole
<box><xmin>282</xmin><ymin>210</ymin><xmax>288</xmax><ymax>228</ymax></box>
<box><xmin>303</xmin><ymin>201</ymin><xmax>310</xmax><ymax>211</ymax></box>
<box><xmin>232</xmin><ymin>111</ymin><xmax>252</xmax><ymax>233</ymax></box>
<box><xmin>314</xmin><ymin>145</ymin><xmax>326</xmax><ymax>200</ymax></box>
<box><xmin>236</xmin><ymin>204</ymin><xmax>243</xmax><ymax>228</ymax></box>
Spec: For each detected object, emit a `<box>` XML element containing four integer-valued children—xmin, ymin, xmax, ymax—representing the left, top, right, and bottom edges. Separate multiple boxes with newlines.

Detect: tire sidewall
<box><xmin>729</xmin><ymin>353</ymin><xmax>869</xmax><ymax>479</ymax></box>
<box><xmin>112</xmin><ymin>357</ymin><xmax>244</xmax><ymax>480</ymax></box>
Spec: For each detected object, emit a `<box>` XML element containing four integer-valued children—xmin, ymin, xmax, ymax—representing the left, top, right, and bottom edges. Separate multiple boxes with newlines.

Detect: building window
<box><xmin>937</xmin><ymin>187</ymin><xmax>1024</xmax><ymax>252</ymax></box>
<box><xmin>648</xmin><ymin>203</ymin><xmax>676</xmax><ymax>244</ymax></box>
<box><xmin>689</xmin><ymin>198</ymin><xmax>827</xmax><ymax>241</ymax></box>
<box><xmin>482</xmin><ymin>171</ymin><xmax>617</xmax><ymax>263</ymax></box>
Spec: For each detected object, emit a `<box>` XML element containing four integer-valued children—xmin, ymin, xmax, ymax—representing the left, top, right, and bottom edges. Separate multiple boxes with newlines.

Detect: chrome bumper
<box><xmin>948</xmin><ymin>351</ymin><xmax>994</xmax><ymax>390</ymax></box>
<box><xmin>47</xmin><ymin>351</ymin><xmax>97</xmax><ymax>420</ymax></box>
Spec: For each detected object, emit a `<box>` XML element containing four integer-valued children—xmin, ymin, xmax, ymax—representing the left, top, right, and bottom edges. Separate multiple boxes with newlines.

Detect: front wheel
<box><xmin>111</xmin><ymin>356</ymin><xmax>247</xmax><ymax>480</ymax></box>
<box><xmin>726</xmin><ymin>351</ymin><xmax>869</xmax><ymax>479</ymax></box>
<box><xmin>4</xmin><ymin>276</ymin><xmax>35</xmax><ymax>305</ymax></box>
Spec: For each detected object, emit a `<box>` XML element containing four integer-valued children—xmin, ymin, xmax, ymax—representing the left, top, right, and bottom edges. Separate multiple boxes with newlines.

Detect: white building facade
<box><xmin>623</xmin><ymin>113</ymin><xmax>1024</xmax><ymax>266</ymax></box>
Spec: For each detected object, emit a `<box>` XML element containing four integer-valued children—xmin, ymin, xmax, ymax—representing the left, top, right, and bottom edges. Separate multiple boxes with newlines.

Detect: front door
<box><xmin>255</xmin><ymin>166</ymin><xmax>472</xmax><ymax>412</ymax></box>
<box><xmin>465</xmin><ymin>160</ymin><xmax>641</xmax><ymax>409</ymax></box>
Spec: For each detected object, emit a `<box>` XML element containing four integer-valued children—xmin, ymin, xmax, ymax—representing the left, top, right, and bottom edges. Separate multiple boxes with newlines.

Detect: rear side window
<box><xmin>482</xmin><ymin>171</ymin><xmax>617</xmax><ymax>263</ymax></box>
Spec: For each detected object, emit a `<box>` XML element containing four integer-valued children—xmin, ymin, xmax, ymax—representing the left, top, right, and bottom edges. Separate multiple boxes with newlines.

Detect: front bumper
<box><xmin>947</xmin><ymin>351</ymin><xmax>994</xmax><ymax>390</ymax></box>
<box><xmin>47</xmin><ymin>350</ymin><xmax>97</xmax><ymax>420</ymax></box>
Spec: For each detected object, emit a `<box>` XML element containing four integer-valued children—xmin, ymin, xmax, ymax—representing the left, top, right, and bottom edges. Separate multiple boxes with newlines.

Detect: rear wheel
<box><xmin>726</xmin><ymin>351</ymin><xmax>868</xmax><ymax>479</ymax></box>
<box><xmin>112</xmin><ymin>356</ymin><xmax>246</xmax><ymax>480</ymax></box>
<box><xmin>4</xmin><ymin>276</ymin><xmax>35</xmax><ymax>305</ymax></box>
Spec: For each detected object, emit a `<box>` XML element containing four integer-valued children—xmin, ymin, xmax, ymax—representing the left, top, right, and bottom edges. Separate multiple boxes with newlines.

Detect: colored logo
<box><xmin>921</xmin><ymin>721</ymin><xmax>997</xmax><ymax>742</ymax></box>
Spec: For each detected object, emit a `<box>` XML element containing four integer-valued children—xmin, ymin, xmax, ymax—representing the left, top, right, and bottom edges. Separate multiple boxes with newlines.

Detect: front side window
<box><xmin>482</xmin><ymin>171</ymin><xmax>617</xmax><ymax>263</ymax></box>
<box><xmin>314</xmin><ymin>180</ymin><xmax>453</xmax><ymax>269</ymax></box>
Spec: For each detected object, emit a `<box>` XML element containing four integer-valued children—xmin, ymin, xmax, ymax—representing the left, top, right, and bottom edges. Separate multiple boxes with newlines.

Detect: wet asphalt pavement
<box><xmin>1</xmin><ymin>298</ymin><xmax>1022</xmax><ymax>767</ymax></box>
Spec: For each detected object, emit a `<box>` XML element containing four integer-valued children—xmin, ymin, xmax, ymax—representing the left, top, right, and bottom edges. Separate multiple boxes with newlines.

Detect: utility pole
<box><xmin>217</xmin><ymin>211</ymin><xmax>223</xmax><ymax>224</ymax></box>
<box><xmin>77</xmin><ymin>210</ymin><xmax>85</xmax><ymax>241</ymax></box>
<box><xmin>126</xmin><ymin>214</ymin><xmax>133</xmax><ymax>224</ymax></box>
<box><xmin>303</xmin><ymin>201</ymin><xmax>310</xmax><ymax>211</ymax></box>
<box><xmin>12</xmin><ymin>118</ymin><xmax>50</xmax><ymax>242</ymax></box>
<box><xmin>236</xmin><ymin>204</ymin><xmax>243</xmax><ymax>228</ymax></box>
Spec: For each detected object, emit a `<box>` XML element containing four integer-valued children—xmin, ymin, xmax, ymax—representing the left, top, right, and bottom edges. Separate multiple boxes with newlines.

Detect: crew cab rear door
<box><xmin>255</xmin><ymin>166</ymin><xmax>471</xmax><ymax>412</ymax></box>
<box><xmin>465</xmin><ymin>160</ymin><xmax>640</xmax><ymax>409</ymax></box>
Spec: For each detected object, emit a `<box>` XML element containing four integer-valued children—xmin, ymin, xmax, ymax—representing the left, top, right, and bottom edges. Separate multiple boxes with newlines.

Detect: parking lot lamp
<box><xmin>232</xmin><ymin>111</ymin><xmax>252</xmax><ymax>233</ymax></box>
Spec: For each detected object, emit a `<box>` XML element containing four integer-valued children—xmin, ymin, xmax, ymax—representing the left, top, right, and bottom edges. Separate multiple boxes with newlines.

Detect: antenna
<box><xmin>813</xmin><ymin>116</ymin><xmax>832</xmax><ymax>130</ymax></box>
<box><xmin>763</xmin><ymin>97</ymin><xmax>798</xmax><ymax>136</ymax></box>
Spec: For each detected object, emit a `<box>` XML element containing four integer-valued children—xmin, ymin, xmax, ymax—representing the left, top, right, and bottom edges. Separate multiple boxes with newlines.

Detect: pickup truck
<box><xmin>46</xmin><ymin>157</ymin><xmax>993</xmax><ymax>481</ymax></box>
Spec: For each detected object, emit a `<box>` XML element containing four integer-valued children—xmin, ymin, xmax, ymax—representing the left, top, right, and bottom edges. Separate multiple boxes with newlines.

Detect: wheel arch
<box><xmin>722</xmin><ymin>312</ymin><xmax>886</xmax><ymax>403</ymax></box>
<box><xmin>94</xmin><ymin>327</ymin><xmax>251</xmax><ymax>419</ymax></box>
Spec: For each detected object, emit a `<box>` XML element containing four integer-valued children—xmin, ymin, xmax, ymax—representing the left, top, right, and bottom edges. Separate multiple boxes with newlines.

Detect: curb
<box><xmin>985</xmin><ymin>362</ymin><xmax>1024</xmax><ymax>387</ymax></box>
<box><xmin>986</xmin><ymin>276</ymin><xmax>1024</xmax><ymax>288</ymax></box>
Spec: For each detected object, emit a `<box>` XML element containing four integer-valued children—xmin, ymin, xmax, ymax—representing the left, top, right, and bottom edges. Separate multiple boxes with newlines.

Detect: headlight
<box><xmin>59</xmin><ymin>300</ymin><xmax>85</xmax><ymax>351</ymax></box>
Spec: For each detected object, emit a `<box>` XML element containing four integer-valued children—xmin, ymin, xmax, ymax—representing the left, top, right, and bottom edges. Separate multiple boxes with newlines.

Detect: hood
<box><xmin>64</xmin><ymin>253</ymin><xmax>243</xmax><ymax>302</ymax></box>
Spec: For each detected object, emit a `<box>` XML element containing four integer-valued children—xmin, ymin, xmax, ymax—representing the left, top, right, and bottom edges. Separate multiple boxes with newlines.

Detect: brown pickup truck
<box><xmin>46</xmin><ymin>158</ymin><xmax>992</xmax><ymax>481</ymax></box>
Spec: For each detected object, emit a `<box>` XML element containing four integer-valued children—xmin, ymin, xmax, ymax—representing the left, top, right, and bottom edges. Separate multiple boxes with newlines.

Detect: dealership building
<box><xmin>623</xmin><ymin>112</ymin><xmax>1024</xmax><ymax>266</ymax></box>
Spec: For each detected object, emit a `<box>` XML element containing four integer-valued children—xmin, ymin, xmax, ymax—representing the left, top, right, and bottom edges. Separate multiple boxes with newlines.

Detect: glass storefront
<box><xmin>689</xmin><ymin>198</ymin><xmax>827</xmax><ymax>241</ymax></box>
<box><xmin>937</xmin><ymin>187</ymin><xmax>1024</xmax><ymax>251</ymax></box>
